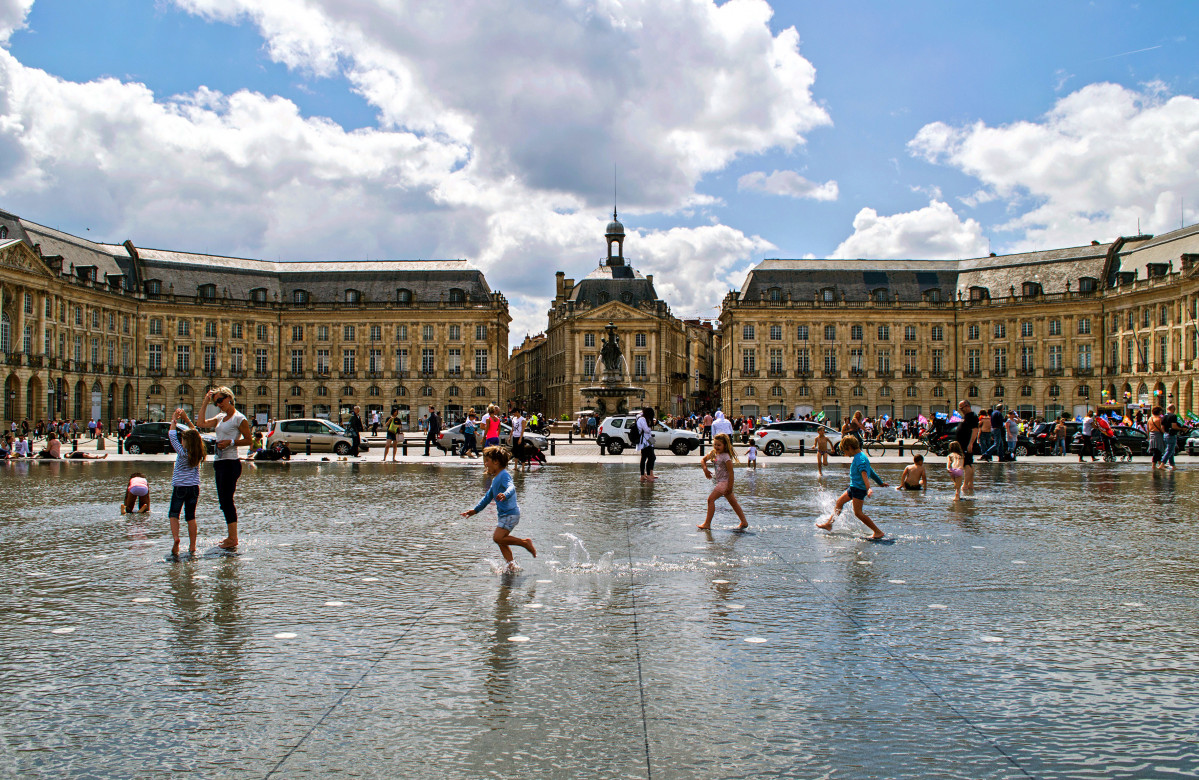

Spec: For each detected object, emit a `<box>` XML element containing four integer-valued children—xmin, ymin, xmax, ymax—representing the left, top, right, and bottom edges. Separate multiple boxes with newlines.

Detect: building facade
<box><xmin>0</xmin><ymin>209</ymin><xmax>509</xmax><ymax>428</ymax></box>
<box><xmin>517</xmin><ymin>214</ymin><xmax>693</xmax><ymax>419</ymax></box>
<box><xmin>718</xmin><ymin>224</ymin><xmax>1199</xmax><ymax>425</ymax></box>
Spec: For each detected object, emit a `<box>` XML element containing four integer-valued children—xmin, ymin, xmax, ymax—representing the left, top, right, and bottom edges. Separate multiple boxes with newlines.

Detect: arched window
<box><xmin>906</xmin><ymin>386</ymin><xmax>918</xmax><ymax>398</ymax></box>
<box><xmin>290</xmin><ymin>385</ymin><xmax>302</xmax><ymax>397</ymax></box>
<box><xmin>292</xmin><ymin>289</ymin><xmax>310</xmax><ymax>305</ymax></box>
<box><xmin>397</xmin><ymin>288</ymin><xmax>413</xmax><ymax>305</ymax></box>
<box><xmin>198</xmin><ymin>284</ymin><xmax>217</xmax><ymax>300</ymax></box>
<box><xmin>771</xmin><ymin>385</ymin><xmax>784</xmax><ymax>398</ymax></box>
<box><xmin>176</xmin><ymin>384</ymin><xmax>192</xmax><ymax>396</ymax></box>
<box><xmin>232</xmin><ymin>385</ymin><xmax>246</xmax><ymax>397</ymax></box>
<box><xmin>1021</xmin><ymin>385</ymin><xmax>1033</xmax><ymax>397</ymax></box>
<box><xmin>250</xmin><ymin>288</ymin><xmax>268</xmax><ymax>303</ymax></box>
<box><xmin>474</xmin><ymin>386</ymin><xmax>488</xmax><ymax>397</ymax></box>
<box><xmin>1022</xmin><ymin>282</ymin><xmax>1043</xmax><ymax>298</ymax></box>
<box><xmin>924</xmin><ymin>288</ymin><xmax>942</xmax><ymax>303</ymax></box>
<box><xmin>743</xmin><ymin>386</ymin><xmax>755</xmax><ymax>397</ymax></box>
<box><xmin>448</xmin><ymin>288</ymin><xmax>466</xmax><ymax>303</ymax></box>
<box><xmin>1048</xmin><ymin>385</ymin><xmax>1061</xmax><ymax>397</ymax></box>
<box><xmin>968</xmin><ymin>385</ymin><xmax>979</xmax><ymax>398</ymax></box>
<box><xmin>1078</xmin><ymin>276</ymin><xmax>1097</xmax><ymax>293</ymax></box>
<box><xmin>421</xmin><ymin>385</ymin><xmax>434</xmax><ymax>397</ymax></box>
<box><xmin>1077</xmin><ymin>385</ymin><xmax>1090</xmax><ymax>398</ymax></box>
<box><xmin>342</xmin><ymin>385</ymin><xmax>355</xmax><ymax>396</ymax></box>
<box><xmin>369</xmin><ymin>385</ymin><xmax>381</xmax><ymax>397</ymax></box>
<box><xmin>879</xmin><ymin>386</ymin><xmax>891</xmax><ymax>398</ymax></box>
<box><xmin>597</xmin><ymin>291</ymin><xmax>610</xmax><ymax>304</ymax></box>
<box><xmin>851</xmin><ymin>385</ymin><xmax>864</xmax><ymax>397</ymax></box>
<box><xmin>825</xmin><ymin>385</ymin><xmax>837</xmax><ymax>397</ymax></box>
<box><xmin>316</xmin><ymin>385</ymin><xmax>328</xmax><ymax>397</ymax></box>
<box><xmin>871</xmin><ymin>288</ymin><xmax>888</xmax><ymax>303</ymax></box>
<box><xmin>994</xmin><ymin>386</ymin><xmax>1005</xmax><ymax>397</ymax></box>
<box><xmin>621</xmin><ymin>291</ymin><xmax>633</xmax><ymax>304</ymax></box>
<box><xmin>447</xmin><ymin>385</ymin><xmax>460</xmax><ymax>397</ymax></box>
<box><xmin>345</xmin><ymin>289</ymin><xmax>362</xmax><ymax>304</ymax></box>
<box><xmin>398</xmin><ymin>386</ymin><xmax>408</xmax><ymax>397</ymax></box>
<box><xmin>148</xmin><ymin>384</ymin><xmax>164</xmax><ymax>395</ymax></box>
<box><xmin>932</xmin><ymin>385</ymin><xmax>945</xmax><ymax>397</ymax></box>
<box><xmin>821</xmin><ymin>287</ymin><xmax>836</xmax><ymax>302</ymax></box>
<box><xmin>257</xmin><ymin>385</ymin><xmax>270</xmax><ymax>396</ymax></box>
<box><xmin>768</xmin><ymin>287</ymin><xmax>783</xmax><ymax>302</ymax></box>
<box><xmin>0</xmin><ymin>226</ymin><xmax>7</xmax><ymax>239</ymax></box>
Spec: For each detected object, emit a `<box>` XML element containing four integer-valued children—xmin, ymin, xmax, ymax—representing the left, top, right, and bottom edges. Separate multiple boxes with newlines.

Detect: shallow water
<box><xmin>2</xmin><ymin>459</ymin><xmax>1198</xmax><ymax>778</ymax></box>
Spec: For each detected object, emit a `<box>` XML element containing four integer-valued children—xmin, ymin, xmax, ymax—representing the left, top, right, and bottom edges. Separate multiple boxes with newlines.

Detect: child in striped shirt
<box><xmin>169</xmin><ymin>408</ymin><xmax>207</xmax><ymax>557</ymax></box>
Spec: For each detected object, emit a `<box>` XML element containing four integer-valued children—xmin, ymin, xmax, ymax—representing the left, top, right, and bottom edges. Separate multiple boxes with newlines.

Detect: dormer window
<box><xmin>621</xmin><ymin>292</ymin><xmax>633</xmax><ymax>304</ymax></box>
<box><xmin>969</xmin><ymin>286</ymin><xmax>989</xmax><ymax>301</ymax></box>
<box><xmin>76</xmin><ymin>266</ymin><xmax>97</xmax><ymax>282</ymax></box>
<box><xmin>0</xmin><ymin>226</ymin><xmax>7</xmax><ymax>239</ymax></box>
<box><xmin>250</xmin><ymin>287</ymin><xmax>268</xmax><ymax>303</ymax></box>
<box><xmin>198</xmin><ymin>284</ymin><xmax>217</xmax><ymax>300</ymax></box>
<box><xmin>345</xmin><ymin>289</ymin><xmax>362</xmax><ymax>304</ymax></box>
<box><xmin>1146</xmin><ymin>263</ymin><xmax>1169</xmax><ymax>278</ymax></box>
<box><xmin>871</xmin><ymin>288</ymin><xmax>888</xmax><ymax>303</ymax></box>
<box><xmin>448</xmin><ymin>288</ymin><xmax>466</xmax><ymax>303</ymax></box>
<box><xmin>768</xmin><ymin>287</ymin><xmax>783</xmax><ymax>302</ymax></box>
<box><xmin>292</xmin><ymin>289</ymin><xmax>310</xmax><ymax>305</ymax></box>
<box><xmin>1078</xmin><ymin>276</ymin><xmax>1097</xmax><ymax>293</ymax></box>
<box><xmin>924</xmin><ymin>289</ymin><xmax>942</xmax><ymax>303</ymax></box>
<box><xmin>145</xmin><ymin>279</ymin><xmax>162</xmax><ymax>296</ymax></box>
<box><xmin>597</xmin><ymin>291</ymin><xmax>609</xmax><ymax>304</ymax></box>
<box><xmin>821</xmin><ymin>287</ymin><xmax>836</xmax><ymax>302</ymax></box>
<box><xmin>1022</xmin><ymin>282</ymin><xmax>1043</xmax><ymax>298</ymax></box>
<box><xmin>397</xmin><ymin>288</ymin><xmax>413</xmax><ymax>305</ymax></box>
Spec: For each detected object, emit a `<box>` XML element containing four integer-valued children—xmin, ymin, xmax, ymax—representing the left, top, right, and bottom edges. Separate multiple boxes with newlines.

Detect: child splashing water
<box><xmin>121</xmin><ymin>473</ymin><xmax>151</xmax><ymax>515</ymax></box>
<box><xmin>168</xmin><ymin>409</ymin><xmax>206</xmax><ymax>557</ymax></box>
<box><xmin>817</xmin><ymin>435</ymin><xmax>887</xmax><ymax>540</ymax></box>
<box><xmin>946</xmin><ymin>442</ymin><xmax>965</xmax><ymax>501</ymax></box>
<box><xmin>462</xmin><ymin>446</ymin><xmax>536</xmax><ymax>572</ymax></box>
<box><xmin>697</xmin><ymin>433</ymin><xmax>749</xmax><ymax>531</ymax></box>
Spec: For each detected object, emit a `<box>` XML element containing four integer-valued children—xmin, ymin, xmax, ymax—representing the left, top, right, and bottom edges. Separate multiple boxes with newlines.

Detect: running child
<box><xmin>746</xmin><ymin>439</ymin><xmax>758</xmax><ymax>470</ymax></box>
<box><xmin>697</xmin><ymin>432</ymin><xmax>749</xmax><ymax>531</ymax></box>
<box><xmin>896</xmin><ymin>453</ymin><xmax>926</xmax><ymax>491</ymax></box>
<box><xmin>168</xmin><ymin>409</ymin><xmax>206</xmax><ymax>557</ymax></box>
<box><xmin>461</xmin><ymin>446</ymin><xmax>536</xmax><ymax>571</ymax></box>
<box><xmin>946</xmin><ymin>442</ymin><xmax>965</xmax><ymax>501</ymax></box>
<box><xmin>814</xmin><ymin>428</ymin><xmax>832</xmax><ymax>476</ymax></box>
<box><xmin>121</xmin><ymin>472</ymin><xmax>151</xmax><ymax>514</ymax></box>
<box><xmin>817</xmin><ymin>435</ymin><xmax>887</xmax><ymax>540</ymax></box>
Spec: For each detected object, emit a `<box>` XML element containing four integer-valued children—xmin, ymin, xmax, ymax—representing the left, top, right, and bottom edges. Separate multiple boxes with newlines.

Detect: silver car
<box><xmin>265</xmin><ymin>418</ymin><xmax>362</xmax><ymax>454</ymax></box>
<box><xmin>754</xmin><ymin>420</ymin><xmax>843</xmax><ymax>456</ymax></box>
<box><xmin>436</xmin><ymin>422</ymin><xmax>549</xmax><ymax>454</ymax></box>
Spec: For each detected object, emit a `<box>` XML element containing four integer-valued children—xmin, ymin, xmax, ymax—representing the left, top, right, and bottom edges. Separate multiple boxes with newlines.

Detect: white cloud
<box><xmin>0</xmin><ymin>0</ymin><xmax>32</xmax><ymax>42</ymax></box>
<box><xmin>737</xmin><ymin>169</ymin><xmax>838</xmax><ymax>200</ymax></box>
<box><xmin>909</xmin><ymin>82</ymin><xmax>1199</xmax><ymax>249</ymax></box>
<box><xmin>0</xmin><ymin>0</ymin><xmax>827</xmax><ymax>353</ymax></box>
<box><xmin>831</xmin><ymin>200</ymin><xmax>988</xmax><ymax>259</ymax></box>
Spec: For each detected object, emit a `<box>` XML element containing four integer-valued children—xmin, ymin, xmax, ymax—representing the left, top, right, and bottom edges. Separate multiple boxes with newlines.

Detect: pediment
<box><xmin>0</xmin><ymin>241</ymin><xmax>56</xmax><ymax>280</ymax></box>
<box><xmin>575</xmin><ymin>300</ymin><xmax>655</xmax><ymax>321</ymax></box>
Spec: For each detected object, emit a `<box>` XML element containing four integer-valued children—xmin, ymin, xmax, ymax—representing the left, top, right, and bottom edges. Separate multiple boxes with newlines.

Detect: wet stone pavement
<box><xmin>1</xmin><ymin>458</ymin><xmax>1197</xmax><ymax>779</ymax></box>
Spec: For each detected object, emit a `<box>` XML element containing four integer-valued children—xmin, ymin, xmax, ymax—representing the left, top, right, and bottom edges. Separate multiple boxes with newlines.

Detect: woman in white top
<box><xmin>200</xmin><ymin>386</ymin><xmax>252</xmax><ymax>549</ymax></box>
<box><xmin>637</xmin><ymin>407</ymin><xmax>657</xmax><ymax>482</ymax></box>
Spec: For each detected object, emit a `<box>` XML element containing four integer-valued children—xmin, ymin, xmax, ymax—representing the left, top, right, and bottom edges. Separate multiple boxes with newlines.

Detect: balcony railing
<box><xmin>392</xmin><ymin>370</ymin><xmax>409</xmax><ymax>379</ymax></box>
<box><xmin>991</xmin><ymin>369</ymin><xmax>1008</xmax><ymax>378</ymax></box>
<box><xmin>963</xmin><ymin>370</ymin><xmax>981</xmax><ymax>378</ymax></box>
<box><xmin>229</xmin><ymin>369</ymin><xmax>247</xmax><ymax>379</ymax></box>
<box><xmin>930</xmin><ymin>370</ymin><xmax>947</xmax><ymax>379</ymax></box>
<box><xmin>255</xmin><ymin>370</ymin><xmax>272</xmax><ymax>379</ymax></box>
<box><xmin>288</xmin><ymin>370</ymin><xmax>306</xmax><ymax>379</ymax></box>
<box><xmin>339</xmin><ymin>371</ymin><xmax>358</xmax><ymax>379</ymax></box>
<box><xmin>175</xmin><ymin>368</ymin><xmax>194</xmax><ymax>377</ymax></box>
<box><xmin>123</xmin><ymin>367</ymin><xmax>135</xmax><ymax>376</ymax></box>
<box><xmin>366</xmin><ymin>371</ymin><xmax>384</xmax><ymax>380</ymax></box>
<box><xmin>1074</xmin><ymin>367</ymin><xmax>1094</xmax><ymax>377</ymax></box>
<box><xmin>876</xmin><ymin>369</ymin><xmax>894</xmax><ymax>379</ymax></box>
<box><xmin>767</xmin><ymin>369</ymin><xmax>787</xmax><ymax>378</ymax></box>
<box><xmin>147</xmin><ymin>367</ymin><xmax>165</xmax><ymax>377</ymax></box>
<box><xmin>903</xmin><ymin>368</ymin><xmax>920</xmax><ymax>378</ymax></box>
<box><xmin>848</xmin><ymin>368</ymin><xmax>865</xmax><ymax>377</ymax></box>
<box><xmin>28</xmin><ymin>355</ymin><xmax>43</xmax><ymax>368</ymax></box>
<box><xmin>822</xmin><ymin>369</ymin><xmax>840</xmax><ymax>379</ymax></box>
<box><xmin>795</xmin><ymin>370</ymin><xmax>813</xmax><ymax>379</ymax></box>
<box><xmin>473</xmin><ymin>370</ymin><xmax>491</xmax><ymax>379</ymax></box>
<box><xmin>5</xmin><ymin>354</ymin><xmax>22</xmax><ymax>366</ymax></box>
<box><xmin>739</xmin><ymin>370</ymin><xmax>759</xmax><ymax>378</ymax></box>
<box><xmin>1046</xmin><ymin>368</ymin><xmax>1064</xmax><ymax>377</ymax></box>
<box><xmin>1017</xmin><ymin>368</ymin><xmax>1036</xmax><ymax>377</ymax></box>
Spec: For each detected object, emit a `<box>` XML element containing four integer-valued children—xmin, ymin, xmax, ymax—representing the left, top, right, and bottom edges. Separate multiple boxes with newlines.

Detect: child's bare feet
<box><xmin>218</xmin><ymin>538</ymin><xmax>238</xmax><ymax>550</ymax></box>
<box><xmin>696</xmin><ymin>523</ymin><xmax>711</xmax><ymax>530</ymax></box>
<box><xmin>815</xmin><ymin>518</ymin><xmax>834</xmax><ymax>530</ymax></box>
<box><xmin>866</xmin><ymin>532</ymin><xmax>885</xmax><ymax>540</ymax></box>
<box><xmin>171</xmin><ymin>539</ymin><xmax>180</xmax><ymax>556</ymax></box>
<box><xmin>527</xmin><ymin>539</ymin><xmax>537</xmax><ymax>558</ymax></box>
<box><xmin>188</xmin><ymin>547</ymin><xmax>196</xmax><ymax>555</ymax></box>
<box><xmin>120</xmin><ymin>504</ymin><xmax>127</xmax><ymax>515</ymax></box>
<box><xmin>734</xmin><ymin>522</ymin><xmax>749</xmax><ymax>531</ymax></box>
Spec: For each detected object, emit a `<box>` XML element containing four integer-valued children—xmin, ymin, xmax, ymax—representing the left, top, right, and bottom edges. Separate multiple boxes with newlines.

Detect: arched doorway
<box><xmin>27</xmin><ymin>375</ymin><xmax>42</xmax><ymax>420</ymax></box>
<box><xmin>1187</xmin><ymin>379</ymin><xmax>1195</xmax><ymax>414</ymax></box>
<box><xmin>123</xmin><ymin>383</ymin><xmax>133</xmax><ymax>418</ymax></box>
<box><xmin>4</xmin><ymin>373</ymin><xmax>18</xmax><ymax>423</ymax></box>
<box><xmin>73</xmin><ymin>380</ymin><xmax>86</xmax><ymax>419</ymax></box>
<box><xmin>90</xmin><ymin>380</ymin><xmax>103</xmax><ymax>422</ymax></box>
<box><xmin>108</xmin><ymin>382</ymin><xmax>118</xmax><ymax>423</ymax></box>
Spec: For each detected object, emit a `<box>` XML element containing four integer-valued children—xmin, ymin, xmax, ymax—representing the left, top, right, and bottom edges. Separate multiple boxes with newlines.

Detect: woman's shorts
<box><xmin>484</xmin><ymin>437</ymin><xmax>500</xmax><ymax>447</ymax></box>
<box><xmin>496</xmin><ymin>513</ymin><xmax>520</xmax><ymax>531</ymax></box>
<box><xmin>847</xmin><ymin>486</ymin><xmax>869</xmax><ymax>501</ymax></box>
<box><xmin>386</xmin><ymin>432</ymin><xmax>397</xmax><ymax>441</ymax></box>
<box><xmin>169</xmin><ymin>485</ymin><xmax>200</xmax><ymax>521</ymax></box>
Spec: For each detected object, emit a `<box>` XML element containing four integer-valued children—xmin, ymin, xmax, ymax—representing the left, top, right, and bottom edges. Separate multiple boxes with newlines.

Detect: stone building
<box><xmin>517</xmin><ymin>213</ymin><xmax>693</xmax><ymax>419</ymax></box>
<box><xmin>718</xmin><ymin>223</ymin><xmax>1199</xmax><ymax>425</ymax></box>
<box><xmin>0</xmin><ymin>208</ymin><xmax>509</xmax><ymax>428</ymax></box>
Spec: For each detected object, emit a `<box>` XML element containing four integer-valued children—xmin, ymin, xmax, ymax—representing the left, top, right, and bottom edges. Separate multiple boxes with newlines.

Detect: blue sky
<box><xmin>1</xmin><ymin>0</ymin><xmax>1197</xmax><ymax>336</ymax></box>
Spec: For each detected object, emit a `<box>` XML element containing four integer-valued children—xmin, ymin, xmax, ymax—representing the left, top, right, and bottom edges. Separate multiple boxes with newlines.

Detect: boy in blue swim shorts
<box><xmin>462</xmin><ymin>446</ymin><xmax>537</xmax><ymax>570</ymax></box>
<box><xmin>816</xmin><ymin>436</ymin><xmax>887</xmax><ymax>540</ymax></box>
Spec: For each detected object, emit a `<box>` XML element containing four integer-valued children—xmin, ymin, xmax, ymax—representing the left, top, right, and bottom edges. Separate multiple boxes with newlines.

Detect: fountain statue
<box><xmin>580</xmin><ymin>321</ymin><xmax>646</xmax><ymax>416</ymax></box>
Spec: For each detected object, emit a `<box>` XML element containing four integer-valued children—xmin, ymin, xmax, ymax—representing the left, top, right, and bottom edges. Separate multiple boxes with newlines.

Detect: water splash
<box><xmin>559</xmin><ymin>533</ymin><xmax>590</xmax><ymax>566</ymax></box>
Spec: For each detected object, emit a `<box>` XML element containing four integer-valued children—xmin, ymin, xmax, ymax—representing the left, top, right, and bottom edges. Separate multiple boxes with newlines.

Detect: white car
<box><xmin>754</xmin><ymin>420</ymin><xmax>843</xmax><ymax>456</ymax></box>
<box><xmin>596</xmin><ymin>416</ymin><xmax>702</xmax><ymax>456</ymax></box>
<box><xmin>436</xmin><ymin>422</ymin><xmax>549</xmax><ymax>454</ymax></box>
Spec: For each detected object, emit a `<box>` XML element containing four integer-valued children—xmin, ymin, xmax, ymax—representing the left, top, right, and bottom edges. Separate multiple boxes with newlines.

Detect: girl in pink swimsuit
<box><xmin>697</xmin><ymin>433</ymin><xmax>749</xmax><ymax>531</ymax></box>
<box><xmin>946</xmin><ymin>441</ymin><xmax>965</xmax><ymax>501</ymax></box>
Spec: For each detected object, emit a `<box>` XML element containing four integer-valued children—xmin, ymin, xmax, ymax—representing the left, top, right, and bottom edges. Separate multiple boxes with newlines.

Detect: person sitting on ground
<box><xmin>254</xmin><ymin>441</ymin><xmax>293</xmax><ymax>461</ymax></box>
<box><xmin>244</xmin><ymin>430</ymin><xmax>265</xmax><ymax>460</ymax></box>
<box><xmin>897</xmin><ymin>453</ymin><xmax>926</xmax><ymax>491</ymax></box>
<box><xmin>36</xmin><ymin>433</ymin><xmax>62</xmax><ymax>459</ymax></box>
<box><xmin>67</xmin><ymin>450</ymin><xmax>109</xmax><ymax>459</ymax></box>
<box><xmin>122</xmin><ymin>473</ymin><xmax>151</xmax><ymax>514</ymax></box>
<box><xmin>13</xmin><ymin>434</ymin><xmax>30</xmax><ymax>458</ymax></box>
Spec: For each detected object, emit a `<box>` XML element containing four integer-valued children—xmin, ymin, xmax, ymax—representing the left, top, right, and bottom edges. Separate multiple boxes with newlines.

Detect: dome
<box><xmin>605</xmin><ymin>210</ymin><xmax>625</xmax><ymax>236</ymax></box>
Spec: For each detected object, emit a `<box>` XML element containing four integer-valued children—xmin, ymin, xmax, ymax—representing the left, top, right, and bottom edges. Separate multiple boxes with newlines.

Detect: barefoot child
<box><xmin>746</xmin><ymin>439</ymin><xmax>758</xmax><ymax>470</ymax></box>
<box><xmin>817</xmin><ymin>435</ymin><xmax>887</xmax><ymax>539</ymax></box>
<box><xmin>461</xmin><ymin>446</ymin><xmax>536</xmax><ymax>571</ymax></box>
<box><xmin>815</xmin><ymin>428</ymin><xmax>831</xmax><ymax>476</ymax></box>
<box><xmin>168</xmin><ymin>409</ymin><xmax>206</xmax><ymax>557</ymax></box>
<box><xmin>896</xmin><ymin>454</ymin><xmax>926</xmax><ymax>491</ymax></box>
<box><xmin>697</xmin><ymin>433</ymin><xmax>749</xmax><ymax>531</ymax></box>
<box><xmin>946</xmin><ymin>442</ymin><xmax>965</xmax><ymax>501</ymax></box>
<box><xmin>121</xmin><ymin>473</ymin><xmax>151</xmax><ymax>514</ymax></box>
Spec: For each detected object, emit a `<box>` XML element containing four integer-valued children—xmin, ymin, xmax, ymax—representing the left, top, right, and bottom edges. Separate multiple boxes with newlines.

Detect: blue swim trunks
<box><xmin>847</xmin><ymin>486</ymin><xmax>869</xmax><ymax>501</ymax></box>
<box><xmin>497</xmin><ymin>513</ymin><xmax>520</xmax><ymax>531</ymax></box>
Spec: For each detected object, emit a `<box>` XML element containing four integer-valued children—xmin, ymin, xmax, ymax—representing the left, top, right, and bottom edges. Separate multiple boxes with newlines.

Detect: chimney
<box><xmin>555</xmin><ymin>271</ymin><xmax>565</xmax><ymax>299</ymax></box>
<box><xmin>646</xmin><ymin>274</ymin><xmax>654</xmax><ymax>286</ymax></box>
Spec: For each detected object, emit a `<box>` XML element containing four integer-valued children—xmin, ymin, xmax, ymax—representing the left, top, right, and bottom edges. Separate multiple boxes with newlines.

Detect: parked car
<box><xmin>436</xmin><ymin>422</ymin><xmax>549</xmax><ymax>454</ymax></box>
<box><xmin>1070</xmin><ymin>425</ymin><xmax>1149</xmax><ymax>456</ymax></box>
<box><xmin>1187</xmin><ymin>428</ymin><xmax>1199</xmax><ymax>456</ymax></box>
<box><xmin>754</xmin><ymin>420</ymin><xmax>843</xmax><ymax>457</ymax></box>
<box><xmin>264</xmin><ymin>418</ymin><xmax>366</xmax><ymax>454</ymax></box>
<box><xmin>595</xmin><ymin>416</ymin><xmax>701</xmax><ymax>455</ymax></box>
<box><xmin>1030</xmin><ymin>421</ymin><xmax>1082</xmax><ymax>455</ymax></box>
<box><xmin>123</xmin><ymin>422</ymin><xmax>217</xmax><ymax>455</ymax></box>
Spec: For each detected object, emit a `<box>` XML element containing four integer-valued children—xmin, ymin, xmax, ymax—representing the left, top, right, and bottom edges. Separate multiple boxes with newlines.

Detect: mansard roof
<box><xmin>1113</xmin><ymin>222</ymin><xmax>1199</xmax><ymax>278</ymax></box>
<box><xmin>567</xmin><ymin>261</ymin><xmax>660</xmax><ymax>308</ymax></box>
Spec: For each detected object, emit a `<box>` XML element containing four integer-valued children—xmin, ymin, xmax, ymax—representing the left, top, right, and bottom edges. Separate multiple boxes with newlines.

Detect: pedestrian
<box><xmin>816</xmin><ymin>435</ymin><xmax>886</xmax><ymax>540</ymax></box>
<box><xmin>461</xmin><ymin>446</ymin><xmax>536</xmax><ymax>572</ymax></box>
<box><xmin>1147</xmin><ymin>406</ymin><xmax>1166</xmax><ymax>469</ymax></box>
<box><xmin>711</xmin><ymin>410</ymin><xmax>733</xmax><ymax>438</ymax></box>
<box><xmin>1079</xmin><ymin>409</ymin><xmax>1096</xmax><ymax>462</ymax></box>
<box><xmin>348</xmin><ymin>405</ymin><xmax>364</xmax><ymax>457</ymax></box>
<box><xmin>696</xmin><ymin>432</ymin><xmax>748</xmax><ymax>531</ymax></box>
<box><xmin>954</xmin><ymin>400</ymin><xmax>980</xmax><ymax>495</ymax></box>
<box><xmin>703</xmin><ymin>412</ymin><xmax>713</xmax><ymax>441</ymax></box>
<box><xmin>482</xmin><ymin>404</ymin><xmax>502</xmax><ymax>447</ymax></box>
<box><xmin>460</xmin><ymin>410</ymin><xmax>480</xmax><ymax>458</ymax></box>
<box><xmin>167</xmin><ymin>409</ymin><xmax>205</xmax><ymax>557</ymax></box>
<box><xmin>200</xmin><ymin>387</ymin><xmax>251</xmax><ymax>550</ymax></box>
<box><xmin>1163</xmin><ymin>403</ymin><xmax>1182</xmax><ymax>470</ymax></box>
<box><xmin>636</xmin><ymin>406</ymin><xmax>657</xmax><ymax>482</ymax></box>
<box><xmin>370</xmin><ymin>409</ymin><xmax>380</xmax><ymax>437</ymax></box>
<box><xmin>121</xmin><ymin>472</ymin><xmax>151</xmax><ymax>515</ymax></box>
<box><xmin>978</xmin><ymin>408</ymin><xmax>994</xmax><ymax>461</ymax></box>
<box><xmin>946</xmin><ymin>442</ymin><xmax>965</xmax><ymax>501</ymax></box>
<box><xmin>1005</xmin><ymin>411</ymin><xmax>1020</xmax><ymax>462</ymax></box>
<box><xmin>814</xmin><ymin>427</ymin><xmax>832</xmax><ymax>476</ymax></box>
<box><xmin>383</xmin><ymin>409</ymin><xmax>401</xmax><ymax>462</ymax></box>
<box><xmin>990</xmin><ymin>405</ymin><xmax>1007</xmax><ymax>461</ymax></box>
<box><xmin>1052</xmin><ymin>415</ymin><xmax>1068</xmax><ymax>456</ymax></box>
<box><xmin>511</xmin><ymin>408</ymin><xmax>525</xmax><ymax>448</ymax></box>
<box><xmin>746</xmin><ymin>438</ymin><xmax>757</xmax><ymax>470</ymax></box>
<box><xmin>424</xmin><ymin>405</ymin><xmax>441</xmax><ymax>456</ymax></box>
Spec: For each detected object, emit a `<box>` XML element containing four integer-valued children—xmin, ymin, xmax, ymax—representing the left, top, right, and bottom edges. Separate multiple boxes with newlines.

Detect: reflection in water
<box><xmin>484</xmin><ymin>572</ymin><xmax>521</xmax><ymax>711</ymax></box>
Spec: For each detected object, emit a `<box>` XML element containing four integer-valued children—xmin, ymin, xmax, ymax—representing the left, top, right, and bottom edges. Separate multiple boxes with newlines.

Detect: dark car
<box><xmin>1031</xmin><ymin>421</ymin><xmax>1082</xmax><ymax>455</ymax></box>
<box><xmin>1070</xmin><ymin>425</ymin><xmax>1149</xmax><ymax>456</ymax></box>
<box><xmin>123</xmin><ymin>422</ymin><xmax>217</xmax><ymax>455</ymax></box>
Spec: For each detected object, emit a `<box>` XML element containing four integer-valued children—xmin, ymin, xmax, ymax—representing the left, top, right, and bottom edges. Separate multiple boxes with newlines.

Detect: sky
<box><xmin>1</xmin><ymin>0</ymin><xmax>1197</xmax><ymax>342</ymax></box>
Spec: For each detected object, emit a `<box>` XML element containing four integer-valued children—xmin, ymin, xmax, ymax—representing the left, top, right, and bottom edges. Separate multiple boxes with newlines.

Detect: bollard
<box><xmin>117</xmin><ymin>435</ymin><xmax>123</xmax><ymax>455</ymax></box>
<box><xmin>550</xmin><ymin>438</ymin><xmax>556</xmax><ymax>456</ymax></box>
<box><xmin>97</xmin><ymin>435</ymin><xmax>105</xmax><ymax>451</ymax></box>
<box><xmin>899</xmin><ymin>439</ymin><xmax>904</xmax><ymax>457</ymax></box>
<box><xmin>599</xmin><ymin>437</ymin><xmax>606</xmax><ymax>456</ymax></box>
<box><xmin>700</xmin><ymin>441</ymin><xmax>705</xmax><ymax>457</ymax></box>
<box><xmin>799</xmin><ymin>438</ymin><xmax>805</xmax><ymax>457</ymax></box>
<box><xmin>568</xmin><ymin>430</ymin><xmax>573</xmax><ymax>445</ymax></box>
<box><xmin>451</xmin><ymin>442</ymin><xmax>459</xmax><ymax>456</ymax></box>
<box><xmin>402</xmin><ymin>439</ymin><xmax>408</xmax><ymax>456</ymax></box>
<box><xmin>72</xmin><ymin>437</ymin><xmax>78</xmax><ymax>452</ymax></box>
